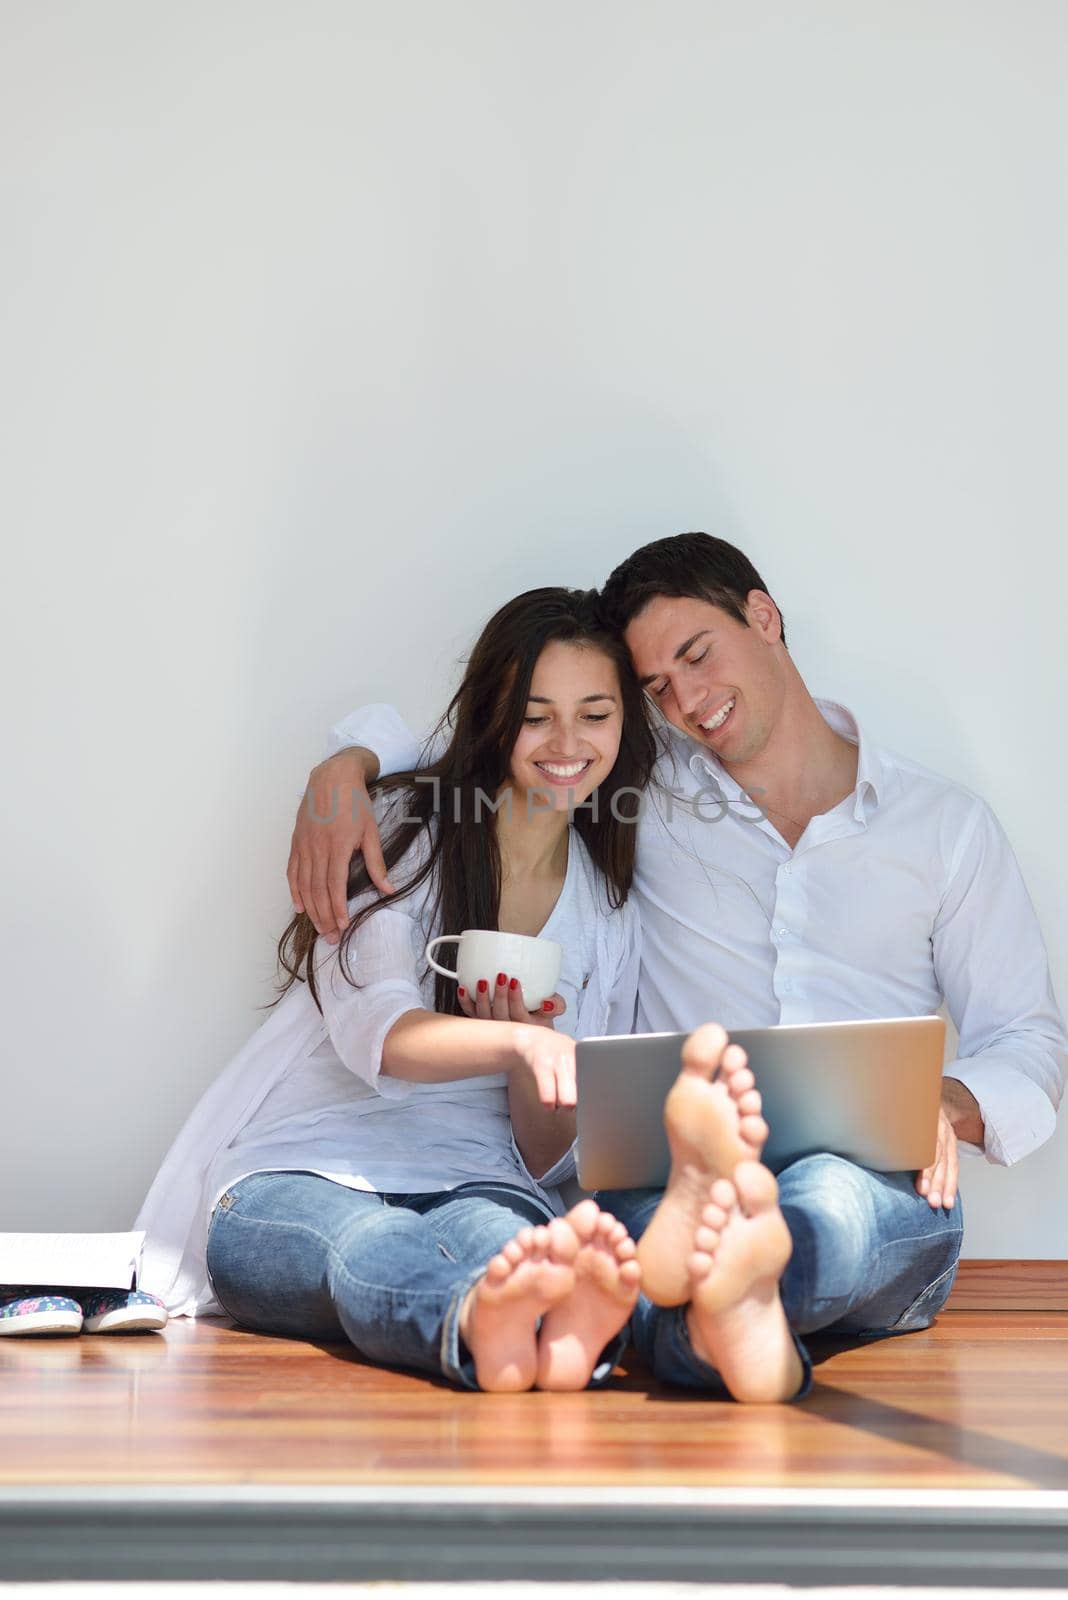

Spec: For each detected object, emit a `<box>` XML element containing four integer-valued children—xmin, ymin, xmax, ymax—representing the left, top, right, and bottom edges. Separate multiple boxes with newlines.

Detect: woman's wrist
<box><xmin>505</xmin><ymin>1021</ymin><xmax>536</xmax><ymax>1069</ymax></box>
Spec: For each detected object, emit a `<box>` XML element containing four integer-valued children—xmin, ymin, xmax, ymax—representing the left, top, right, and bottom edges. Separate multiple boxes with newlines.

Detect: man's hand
<box><xmin>915</xmin><ymin>1106</ymin><xmax>959</xmax><ymax>1210</ymax></box>
<box><xmin>287</xmin><ymin>748</ymin><xmax>394</xmax><ymax>943</ymax></box>
<box><xmin>915</xmin><ymin>1077</ymin><xmax>985</xmax><ymax>1210</ymax></box>
<box><xmin>940</xmin><ymin>1075</ymin><xmax>985</xmax><ymax>1147</ymax></box>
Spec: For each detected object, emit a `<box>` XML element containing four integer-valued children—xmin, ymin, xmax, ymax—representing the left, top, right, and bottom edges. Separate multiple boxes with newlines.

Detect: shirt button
<box><xmin>782</xmin><ymin>981</ymin><xmax>793</xmax><ymax>992</ymax></box>
<box><xmin>777</xmin><ymin>928</ymin><xmax>788</xmax><ymax>939</ymax></box>
<box><xmin>783</xmin><ymin>864</ymin><xmax>792</xmax><ymax>875</ymax></box>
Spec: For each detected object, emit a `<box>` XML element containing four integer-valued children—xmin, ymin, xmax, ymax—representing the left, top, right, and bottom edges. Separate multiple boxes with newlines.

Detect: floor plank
<box><xmin>949</xmin><ymin>1261</ymin><xmax>1068</xmax><ymax>1311</ymax></box>
<box><xmin>4</xmin><ymin>1310</ymin><xmax>1067</xmax><ymax>1492</ymax></box>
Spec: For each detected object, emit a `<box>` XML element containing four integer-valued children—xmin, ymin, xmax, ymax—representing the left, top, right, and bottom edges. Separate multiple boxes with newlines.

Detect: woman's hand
<box><xmin>456</xmin><ymin>972</ymin><xmax>573</xmax><ymax>1108</ymax></box>
<box><xmin>508</xmin><ymin>1023</ymin><xmax>578</xmax><ymax>1111</ymax></box>
<box><xmin>457</xmin><ymin>973</ymin><xmax>567</xmax><ymax>1029</ymax></box>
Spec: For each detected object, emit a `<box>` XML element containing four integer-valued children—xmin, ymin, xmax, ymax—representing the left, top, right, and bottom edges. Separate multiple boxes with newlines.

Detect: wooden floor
<box><xmin>4</xmin><ymin>1265</ymin><xmax>1068</xmax><ymax>1585</ymax></box>
<box><xmin>3</xmin><ymin>1268</ymin><xmax>1067</xmax><ymax>1491</ymax></box>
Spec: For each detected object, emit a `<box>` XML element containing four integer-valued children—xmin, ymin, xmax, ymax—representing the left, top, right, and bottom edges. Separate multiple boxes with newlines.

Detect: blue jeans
<box><xmin>600</xmin><ymin>1152</ymin><xmax>964</xmax><ymax>1401</ymax></box>
<box><xmin>205</xmin><ymin>1170</ymin><xmax>623</xmax><ymax>1391</ymax></box>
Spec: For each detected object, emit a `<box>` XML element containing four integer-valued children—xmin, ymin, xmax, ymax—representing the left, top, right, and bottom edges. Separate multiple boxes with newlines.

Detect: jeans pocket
<box><xmin>210</xmin><ymin>1170</ymin><xmax>282</xmax><ymax>1224</ymax></box>
<box><xmin>206</xmin><ymin>1193</ymin><xmax>237</xmax><ymax>1249</ymax></box>
<box><xmin>204</xmin><ymin>1212</ymin><xmax>237</xmax><ymax>1316</ymax></box>
<box><xmin>888</xmin><ymin>1252</ymin><xmax>962</xmax><ymax>1332</ymax></box>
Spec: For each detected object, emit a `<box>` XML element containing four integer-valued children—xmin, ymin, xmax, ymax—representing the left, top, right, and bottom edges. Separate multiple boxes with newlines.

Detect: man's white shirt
<box><xmin>329</xmin><ymin>700</ymin><xmax>1067</xmax><ymax>1167</ymax></box>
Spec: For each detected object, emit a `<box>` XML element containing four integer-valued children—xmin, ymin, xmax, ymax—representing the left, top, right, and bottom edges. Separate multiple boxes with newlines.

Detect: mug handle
<box><xmin>425</xmin><ymin>935</ymin><xmax>461</xmax><ymax>979</ymax></box>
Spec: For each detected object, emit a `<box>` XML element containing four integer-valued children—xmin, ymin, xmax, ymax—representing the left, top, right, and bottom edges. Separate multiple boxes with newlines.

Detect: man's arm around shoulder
<box><xmin>288</xmin><ymin>703</ymin><xmax>423</xmax><ymax>940</ymax></box>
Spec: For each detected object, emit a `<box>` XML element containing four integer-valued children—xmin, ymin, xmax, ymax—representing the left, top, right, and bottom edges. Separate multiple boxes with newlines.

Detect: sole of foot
<box><xmin>535</xmin><ymin>1200</ymin><xmax>643</xmax><ymax>1392</ymax></box>
<box><xmin>686</xmin><ymin>1161</ymin><xmax>801</xmax><ymax>1404</ymax></box>
<box><xmin>637</xmin><ymin>1022</ymin><xmax>769</xmax><ymax>1307</ymax></box>
<box><xmin>462</xmin><ymin>1219</ymin><xmax>578</xmax><ymax>1392</ymax></box>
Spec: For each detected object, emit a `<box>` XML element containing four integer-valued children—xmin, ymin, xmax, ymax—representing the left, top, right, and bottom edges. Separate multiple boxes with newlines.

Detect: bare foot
<box><xmin>535</xmin><ymin>1201</ymin><xmax>643</xmax><ymax>1392</ymax></box>
<box><xmin>686</xmin><ymin>1162</ymin><xmax>802</xmax><ymax>1404</ymax></box>
<box><xmin>637</xmin><ymin>1023</ymin><xmax>769</xmax><ymax>1306</ymax></box>
<box><xmin>460</xmin><ymin>1220</ymin><xmax>578</xmax><ymax>1392</ymax></box>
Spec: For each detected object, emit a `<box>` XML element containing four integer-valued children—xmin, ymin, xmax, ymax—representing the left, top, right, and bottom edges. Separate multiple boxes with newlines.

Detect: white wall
<box><xmin>2</xmin><ymin>0</ymin><xmax>1065</xmax><ymax>1257</ymax></box>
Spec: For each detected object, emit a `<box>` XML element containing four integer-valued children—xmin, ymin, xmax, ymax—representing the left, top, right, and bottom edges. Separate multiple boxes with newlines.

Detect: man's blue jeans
<box><xmin>205</xmin><ymin>1170</ymin><xmax>558</xmax><ymax>1389</ymax></box>
<box><xmin>600</xmin><ymin>1152</ymin><xmax>964</xmax><ymax>1400</ymax></box>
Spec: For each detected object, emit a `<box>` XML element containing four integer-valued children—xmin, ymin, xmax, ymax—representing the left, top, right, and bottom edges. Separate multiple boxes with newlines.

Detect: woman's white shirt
<box><xmin>208</xmin><ymin>825</ymin><xmax>602</xmax><ymax>1204</ymax></box>
<box><xmin>135</xmin><ymin>815</ymin><xmax>640</xmax><ymax>1317</ymax></box>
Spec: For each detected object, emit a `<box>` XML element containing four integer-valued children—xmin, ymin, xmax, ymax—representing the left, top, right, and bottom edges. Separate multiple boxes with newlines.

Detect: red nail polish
<box><xmin>457</xmin><ymin>986</ymin><xmax>465</xmax><ymax>998</ymax></box>
<box><xmin>496</xmin><ymin>972</ymin><xmax>507</xmax><ymax>987</ymax></box>
<box><xmin>477</xmin><ymin>978</ymin><xmax>488</xmax><ymax>994</ymax></box>
<box><xmin>542</xmin><ymin>1000</ymin><xmax>554</xmax><ymax>1012</ymax></box>
<box><xmin>509</xmin><ymin>977</ymin><xmax>518</xmax><ymax>991</ymax></box>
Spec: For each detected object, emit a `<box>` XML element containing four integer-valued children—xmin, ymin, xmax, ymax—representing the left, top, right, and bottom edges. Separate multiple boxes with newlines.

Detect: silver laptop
<box><xmin>576</xmin><ymin>1016</ymin><xmax>946</xmax><ymax>1190</ymax></box>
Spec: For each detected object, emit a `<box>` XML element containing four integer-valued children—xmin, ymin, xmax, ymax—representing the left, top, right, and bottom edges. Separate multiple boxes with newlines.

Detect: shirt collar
<box><xmin>678</xmin><ymin>697</ymin><xmax>885</xmax><ymax>820</ymax></box>
<box><xmin>814</xmin><ymin>700</ymin><xmax>884</xmax><ymax>819</ymax></box>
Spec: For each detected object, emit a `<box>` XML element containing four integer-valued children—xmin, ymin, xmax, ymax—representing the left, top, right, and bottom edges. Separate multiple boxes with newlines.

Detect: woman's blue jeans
<box><xmin>599</xmin><ymin>1152</ymin><xmax>964</xmax><ymax>1401</ymax></box>
<box><xmin>205</xmin><ymin>1171</ymin><xmax>557</xmax><ymax>1389</ymax></box>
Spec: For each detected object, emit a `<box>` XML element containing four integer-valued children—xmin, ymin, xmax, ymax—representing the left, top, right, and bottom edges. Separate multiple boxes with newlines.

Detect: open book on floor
<box><xmin>0</xmin><ymin>1231</ymin><xmax>145</xmax><ymax>1292</ymax></box>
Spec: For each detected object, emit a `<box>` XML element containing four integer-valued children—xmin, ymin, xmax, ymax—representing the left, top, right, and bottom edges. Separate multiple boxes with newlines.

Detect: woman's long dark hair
<box><xmin>276</xmin><ymin>587</ymin><xmax>657</xmax><ymax>1013</ymax></box>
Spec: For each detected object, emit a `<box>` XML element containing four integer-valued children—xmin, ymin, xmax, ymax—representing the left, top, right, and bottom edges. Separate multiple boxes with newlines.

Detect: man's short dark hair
<box><xmin>600</xmin><ymin>532</ymin><xmax>786</xmax><ymax>647</ymax></box>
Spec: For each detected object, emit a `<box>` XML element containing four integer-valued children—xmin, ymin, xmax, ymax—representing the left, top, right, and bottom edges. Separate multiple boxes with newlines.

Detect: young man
<box><xmin>287</xmin><ymin>534</ymin><xmax>1066</xmax><ymax>1402</ymax></box>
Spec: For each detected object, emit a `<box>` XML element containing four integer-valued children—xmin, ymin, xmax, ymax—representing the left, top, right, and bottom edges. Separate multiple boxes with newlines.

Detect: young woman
<box><xmin>136</xmin><ymin>588</ymin><xmax>657</xmax><ymax>1392</ymax></box>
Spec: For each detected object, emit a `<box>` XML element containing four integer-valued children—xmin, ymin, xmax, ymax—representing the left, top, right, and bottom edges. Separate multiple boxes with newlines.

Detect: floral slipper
<box><xmin>79</xmin><ymin>1288</ymin><xmax>168</xmax><ymax>1334</ymax></box>
<box><xmin>0</xmin><ymin>1289</ymin><xmax>83</xmax><ymax>1336</ymax></box>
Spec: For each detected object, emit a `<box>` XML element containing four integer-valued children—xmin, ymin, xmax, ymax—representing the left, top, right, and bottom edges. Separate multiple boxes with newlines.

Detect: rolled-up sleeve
<box><xmin>327</xmin><ymin>704</ymin><xmax>423</xmax><ymax>773</ymax></box>
<box><xmin>314</xmin><ymin>900</ymin><xmax>428</xmax><ymax>1100</ymax></box>
<box><xmin>934</xmin><ymin>800</ymin><xmax>1067</xmax><ymax>1165</ymax></box>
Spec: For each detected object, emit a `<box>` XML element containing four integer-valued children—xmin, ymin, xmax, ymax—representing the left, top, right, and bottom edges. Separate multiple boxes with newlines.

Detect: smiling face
<box><xmin>624</xmin><ymin>592</ymin><xmax>788</xmax><ymax>767</ymax></box>
<box><xmin>508</xmin><ymin>639</ymin><xmax>624</xmax><ymax>811</ymax></box>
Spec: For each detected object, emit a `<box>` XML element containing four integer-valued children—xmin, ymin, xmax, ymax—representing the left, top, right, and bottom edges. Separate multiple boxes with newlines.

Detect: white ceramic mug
<box><xmin>425</xmin><ymin>929</ymin><xmax>563</xmax><ymax>1009</ymax></box>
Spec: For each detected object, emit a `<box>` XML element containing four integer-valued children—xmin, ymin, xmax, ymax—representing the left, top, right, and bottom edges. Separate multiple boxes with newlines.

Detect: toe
<box><xmin>546</xmin><ymin>1217</ymin><xmax>581</xmax><ymax>1261</ymax></box>
<box><xmin>567</xmin><ymin>1199</ymin><xmax>601</xmax><ymax>1240</ymax></box>
<box><xmin>710</xmin><ymin>1176</ymin><xmax>737</xmax><ymax>1211</ymax></box>
<box><xmin>681</xmin><ymin>1022</ymin><xmax>728</xmax><ymax>1075</ymax></box>
<box><xmin>734</xmin><ymin>1160</ymin><xmax>780</xmax><ymax>1212</ymax></box>
<box><xmin>689</xmin><ymin>1249</ymin><xmax>714</xmax><ymax>1279</ymax></box>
